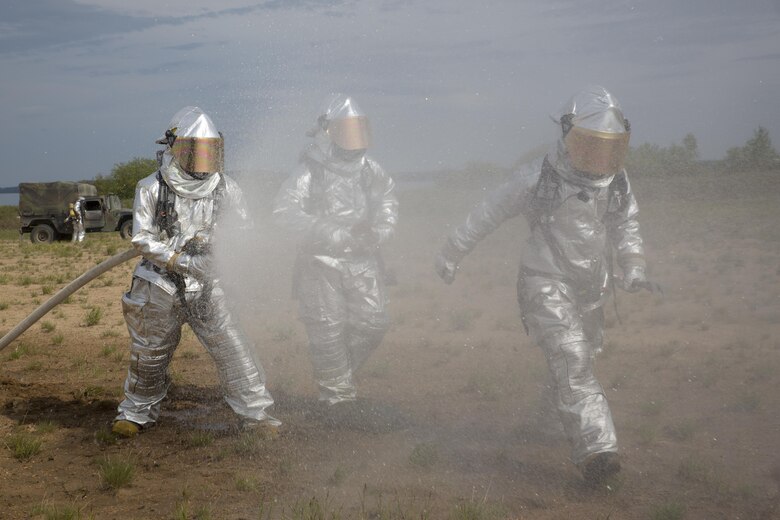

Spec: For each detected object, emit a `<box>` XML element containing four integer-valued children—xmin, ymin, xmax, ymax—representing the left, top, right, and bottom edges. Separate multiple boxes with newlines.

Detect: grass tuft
<box><xmin>186</xmin><ymin>431</ymin><xmax>215</xmax><ymax>448</ymax></box>
<box><xmin>409</xmin><ymin>442</ymin><xmax>439</xmax><ymax>468</ymax></box>
<box><xmin>650</xmin><ymin>501</ymin><xmax>686</xmax><ymax>520</ymax></box>
<box><xmin>84</xmin><ymin>307</ymin><xmax>103</xmax><ymax>327</ymax></box>
<box><xmin>5</xmin><ymin>432</ymin><xmax>42</xmax><ymax>460</ymax></box>
<box><xmin>35</xmin><ymin>420</ymin><xmax>59</xmax><ymax>434</ymax></box>
<box><xmin>7</xmin><ymin>343</ymin><xmax>31</xmax><ymax>361</ymax></box>
<box><xmin>41</xmin><ymin>321</ymin><xmax>56</xmax><ymax>333</ymax></box>
<box><xmin>97</xmin><ymin>455</ymin><xmax>135</xmax><ymax>490</ymax></box>
<box><xmin>94</xmin><ymin>429</ymin><xmax>118</xmax><ymax>446</ymax></box>
<box><xmin>30</xmin><ymin>500</ymin><xmax>86</xmax><ymax>520</ymax></box>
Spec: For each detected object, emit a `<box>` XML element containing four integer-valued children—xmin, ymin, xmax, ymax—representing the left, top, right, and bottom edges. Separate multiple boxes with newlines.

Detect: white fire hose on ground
<box><xmin>0</xmin><ymin>248</ymin><xmax>141</xmax><ymax>352</ymax></box>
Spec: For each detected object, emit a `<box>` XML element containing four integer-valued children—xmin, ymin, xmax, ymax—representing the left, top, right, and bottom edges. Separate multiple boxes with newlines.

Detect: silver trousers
<box><xmin>116</xmin><ymin>277</ymin><xmax>275</xmax><ymax>425</ymax></box>
<box><xmin>519</xmin><ymin>274</ymin><xmax>616</xmax><ymax>464</ymax></box>
<box><xmin>71</xmin><ymin>221</ymin><xmax>85</xmax><ymax>243</ymax></box>
<box><xmin>296</xmin><ymin>256</ymin><xmax>389</xmax><ymax>405</ymax></box>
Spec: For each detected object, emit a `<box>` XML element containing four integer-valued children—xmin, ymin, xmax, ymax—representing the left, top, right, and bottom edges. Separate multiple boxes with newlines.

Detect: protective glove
<box><xmin>312</xmin><ymin>219</ymin><xmax>355</xmax><ymax>251</ymax></box>
<box><xmin>351</xmin><ymin>220</ymin><xmax>381</xmax><ymax>250</ymax></box>
<box><xmin>435</xmin><ymin>237</ymin><xmax>466</xmax><ymax>285</ymax></box>
<box><xmin>622</xmin><ymin>265</ymin><xmax>646</xmax><ymax>293</ymax></box>
<box><xmin>435</xmin><ymin>253</ymin><xmax>458</xmax><ymax>285</ymax></box>
<box><xmin>169</xmin><ymin>252</ymin><xmax>213</xmax><ymax>281</ymax></box>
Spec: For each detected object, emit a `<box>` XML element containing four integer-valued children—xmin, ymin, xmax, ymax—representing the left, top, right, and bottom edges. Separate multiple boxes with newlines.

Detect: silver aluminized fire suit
<box><xmin>116</xmin><ymin>139</ymin><xmax>277</xmax><ymax>428</ymax></box>
<box><xmin>72</xmin><ymin>197</ymin><xmax>85</xmax><ymax>243</ymax></box>
<box><xmin>273</xmin><ymin>137</ymin><xmax>398</xmax><ymax>405</ymax></box>
<box><xmin>436</xmin><ymin>94</ymin><xmax>646</xmax><ymax>466</ymax></box>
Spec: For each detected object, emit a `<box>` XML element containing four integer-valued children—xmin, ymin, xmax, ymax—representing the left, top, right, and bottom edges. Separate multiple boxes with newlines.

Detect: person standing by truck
<box><xmin>70</xmin><ymin>196</ymin><xmax>86</xmax><ymax>243</ymax></box>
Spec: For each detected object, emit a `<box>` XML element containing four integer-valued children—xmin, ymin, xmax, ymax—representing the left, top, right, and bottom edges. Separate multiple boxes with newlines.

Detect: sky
<box><xmin>1</xmin><ymin>0</ymin><xmax>779</xmax><ymax>187</ymax></box>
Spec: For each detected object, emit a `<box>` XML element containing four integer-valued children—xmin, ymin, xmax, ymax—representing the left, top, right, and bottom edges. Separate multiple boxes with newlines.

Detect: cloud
<box><xmin>70</xmin><ymin>0</ymin><xmax>351</xmax><ymax>19</ymax></box>
<box><xmin>1</xmin><ymin>0</ymin><xmax>779</xmax><ymax>187</ymax></box>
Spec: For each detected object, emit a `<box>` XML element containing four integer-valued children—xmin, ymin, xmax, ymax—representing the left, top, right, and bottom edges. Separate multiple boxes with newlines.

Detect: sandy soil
<box><xmin>0</xmin><ymin>169</ymin><xmax>779</xmax><ymax>519</ymax></box>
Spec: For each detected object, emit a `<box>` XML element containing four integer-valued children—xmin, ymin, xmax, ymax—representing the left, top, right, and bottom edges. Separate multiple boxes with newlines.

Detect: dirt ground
<box><xmin>1</xmin><ymin>169</ymin><xmax>779</xmax><ymax>519</ymax></box>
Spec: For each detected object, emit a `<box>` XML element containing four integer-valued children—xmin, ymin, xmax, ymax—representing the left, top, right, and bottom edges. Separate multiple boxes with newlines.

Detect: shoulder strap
<box><xmin>528</xmin><ymin>157</ymin><xmax>561</xmax><ymax>231</ymax></box>
<box><xmin>155</xmin><ymin>171</ymin><xmax>177</xmax><ymax>236</ymax></box>
<box><xmin>606</xmin><ymin>170</ymin><xmax>628</xmax><ymax>215</ymax></box>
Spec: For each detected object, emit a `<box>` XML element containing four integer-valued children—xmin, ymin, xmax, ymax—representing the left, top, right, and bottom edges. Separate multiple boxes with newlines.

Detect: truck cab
<box><xmin>83</xmin><ymin>194</ymin><xmax>133</xmax><ymax>239</ymax></box>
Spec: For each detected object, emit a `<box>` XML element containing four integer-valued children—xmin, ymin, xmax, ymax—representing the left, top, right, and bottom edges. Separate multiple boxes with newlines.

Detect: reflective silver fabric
<box><xmin>129</xmin><ymin>169</ymin><xmax>248</xmax><ymax>295</ymax></box>
<box><xmin>550</xmin><ymin>86</ymin><xmax>631</xmax><ymax>178</ymax></box>
<box><xmin>71</xmin><ymin>198</ymin><xmax>85</xmax><ymax>243</ymax></box>
<box><xmin>117</xmin><ymin>169</ymin><xmax>276</xmax><ymax>426</ymax></box>
<box><xmin>441</xmin><ymin>154</ymin><xmax>644</xmax><ymax>463</ymax></box>
<box><xmin>519</xmin><ymin>275</ymin><xmax>615</xmax><ymax>463</ymax></box>
<box><xmin>273</xmin><ymin>146</ymin><xmax>397</xmax><ymax>405</ymax></box>
<box><xmin>448</xmin><ymin>157</ymin><xmax>645</xmax><ymax>309</ymax></box>
<box><xmin>319</xmin><ymin>94</ymin><xmax>371</xmax><ymax>150</ymax></box>
<box><xmin>552</xmin><ymin>85</ymin><xmax>628</xmax><ymax>134</ymax></box>
<box><xmin>117</xmin><ymin>279</ymin><xmax>276</xmax><ymax>425</ymax></box>
<box><xmin>160</xmin><ymin>152</ymin><xmax>222</xmax><ymax>200</ymax></box>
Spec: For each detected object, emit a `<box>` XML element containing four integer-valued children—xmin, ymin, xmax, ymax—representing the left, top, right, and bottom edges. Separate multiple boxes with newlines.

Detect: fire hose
<box><xmin>0</xmin><ymin>248</ymin><xmax>141</xmax><ymax>352</ymax></box>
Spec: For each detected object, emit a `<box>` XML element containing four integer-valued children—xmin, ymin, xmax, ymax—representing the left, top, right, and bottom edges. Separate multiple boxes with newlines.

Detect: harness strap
<box><xmin>153</xmin><ymin>171</ymin><xmax>227</xmax><ymax>308</ymax></box>
<box><xmin>528</xmin><ymin>159</ymin><xmax>629</xmax><ymax>321</ymax></box>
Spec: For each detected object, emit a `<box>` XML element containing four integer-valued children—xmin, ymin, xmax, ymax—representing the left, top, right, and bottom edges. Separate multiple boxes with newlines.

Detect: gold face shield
<box><xmin>327</xmin><ymin>116</ymin><xmax>371</xmax><ymax>151</ymax></box>
<box><xmin>565</xmin><ymin>126</ymin><xmax>630</xmax><ymax>177</ymax></box>
<box><xmin>170</xmin><ymin>137</ymin><xmax>224</xmax><ymax>173</ymax></box>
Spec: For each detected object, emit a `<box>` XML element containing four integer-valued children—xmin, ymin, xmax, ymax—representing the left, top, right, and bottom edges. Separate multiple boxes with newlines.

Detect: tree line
<box><xmin>626</xmin><ymin>126</ymin><xmax>779</xmax><ymax>177</ymax></box>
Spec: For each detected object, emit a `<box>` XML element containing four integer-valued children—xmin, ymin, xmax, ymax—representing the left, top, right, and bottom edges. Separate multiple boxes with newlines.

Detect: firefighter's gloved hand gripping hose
<box><xmin>0</xmin><ymin>248</ymin><xmax>140</xmax><ymax>352</ymax></box>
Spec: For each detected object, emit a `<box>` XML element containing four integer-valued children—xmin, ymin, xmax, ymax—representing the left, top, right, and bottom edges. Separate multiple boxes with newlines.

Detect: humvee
<box><xmin>19</xmin><ymin>182</ymin><xmax>134</xmax><ymax>243</ymax></box>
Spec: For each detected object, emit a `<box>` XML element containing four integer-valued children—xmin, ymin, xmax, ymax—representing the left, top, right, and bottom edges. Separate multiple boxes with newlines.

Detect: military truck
<box><xmin>19</xmin><ymin>182</ymin><xmax>134</xmax><ymax>243</ymax></box>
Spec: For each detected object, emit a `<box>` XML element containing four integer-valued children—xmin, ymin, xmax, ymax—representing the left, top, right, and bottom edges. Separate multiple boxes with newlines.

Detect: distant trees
<box><xmin>723</xmin><ymin>126</ymin><xmax>779</xmax><ymax>172</ymax></box>
<box><xmin>625</xmin><ymin>127</ymin><xmax>779</xmax><ymax>176</ymax></box>
<box><xmin>93</xmin><ymin>157</ymin><xmax>158</xmax><ymax>201</ymax></box>
<box><xmin>625</xmin><ymin>132</ymin><xmax>700</xmax><ymax>176</ymax></box>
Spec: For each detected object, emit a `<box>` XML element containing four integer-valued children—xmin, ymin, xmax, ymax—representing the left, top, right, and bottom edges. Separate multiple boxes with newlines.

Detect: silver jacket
<box><xmin>118</xmin><ymin>165</ymin><xmax>276</xmax><ymax>426</ymax></box>
<box><xmin>273</xmin><ymin>143</ymin><xmax>398</xmax><ymax>404</ymax></box>
<box><xmin>273</xmin><ymin>143</ymin><xmax>398</xmax><ymax>268</ymax></box>
<box><xmin>444</xmin><ymin>154</ymin><xmax>645</xmax><ymax>309</ymax></box>
<box><xmin>130</xmin><ymin>166</ymin><xmax>250</xmax><ymax>294</ymax></box>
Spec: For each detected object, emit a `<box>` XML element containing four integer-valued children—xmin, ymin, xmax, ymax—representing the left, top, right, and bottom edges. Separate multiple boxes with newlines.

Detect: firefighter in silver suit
<box><xmin>435</xmin><ymin>86</ymin><xmax>647</xmax><ymax>483</ymax></box>
<box><xmin>113</xmin><ymin>106</ymin><xmax>278</xmax><ymax>437</ymax></box>
<box><xmin>71</xmin><ymin>196</ymin><xmax>86</xmax><ymax>243</ymax></box>
<box><xmin>273</xmin><ymin>95</ymin><xmax>398</xmax><ymax>411</ymax></box>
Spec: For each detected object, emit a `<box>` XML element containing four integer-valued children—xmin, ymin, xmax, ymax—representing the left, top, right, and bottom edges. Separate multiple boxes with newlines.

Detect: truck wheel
<box><xmin>119</xmin><ymin>219</ymin><xmax>133</xmax><ymax>240</ymax></box>
<box><xmin>30</xmin><ymin>224</ymin><xmax>56</xmax><ymax>244</ymax></box>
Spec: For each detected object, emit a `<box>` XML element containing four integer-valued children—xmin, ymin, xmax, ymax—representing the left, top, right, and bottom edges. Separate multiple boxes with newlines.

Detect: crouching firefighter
<box><xmin>272</xmin><ymin>94</ymin><xmax>399</xmax><ymax>426</ymax></box>
<box><xmin>435</xmin><ymin>86</ymin><xmax>654</xmax><ymax>485</ymax></box>
<box><xmin>113</xmin><ymin>106</ymin><xmax>279</xmax><ymax>437</ymax></box>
